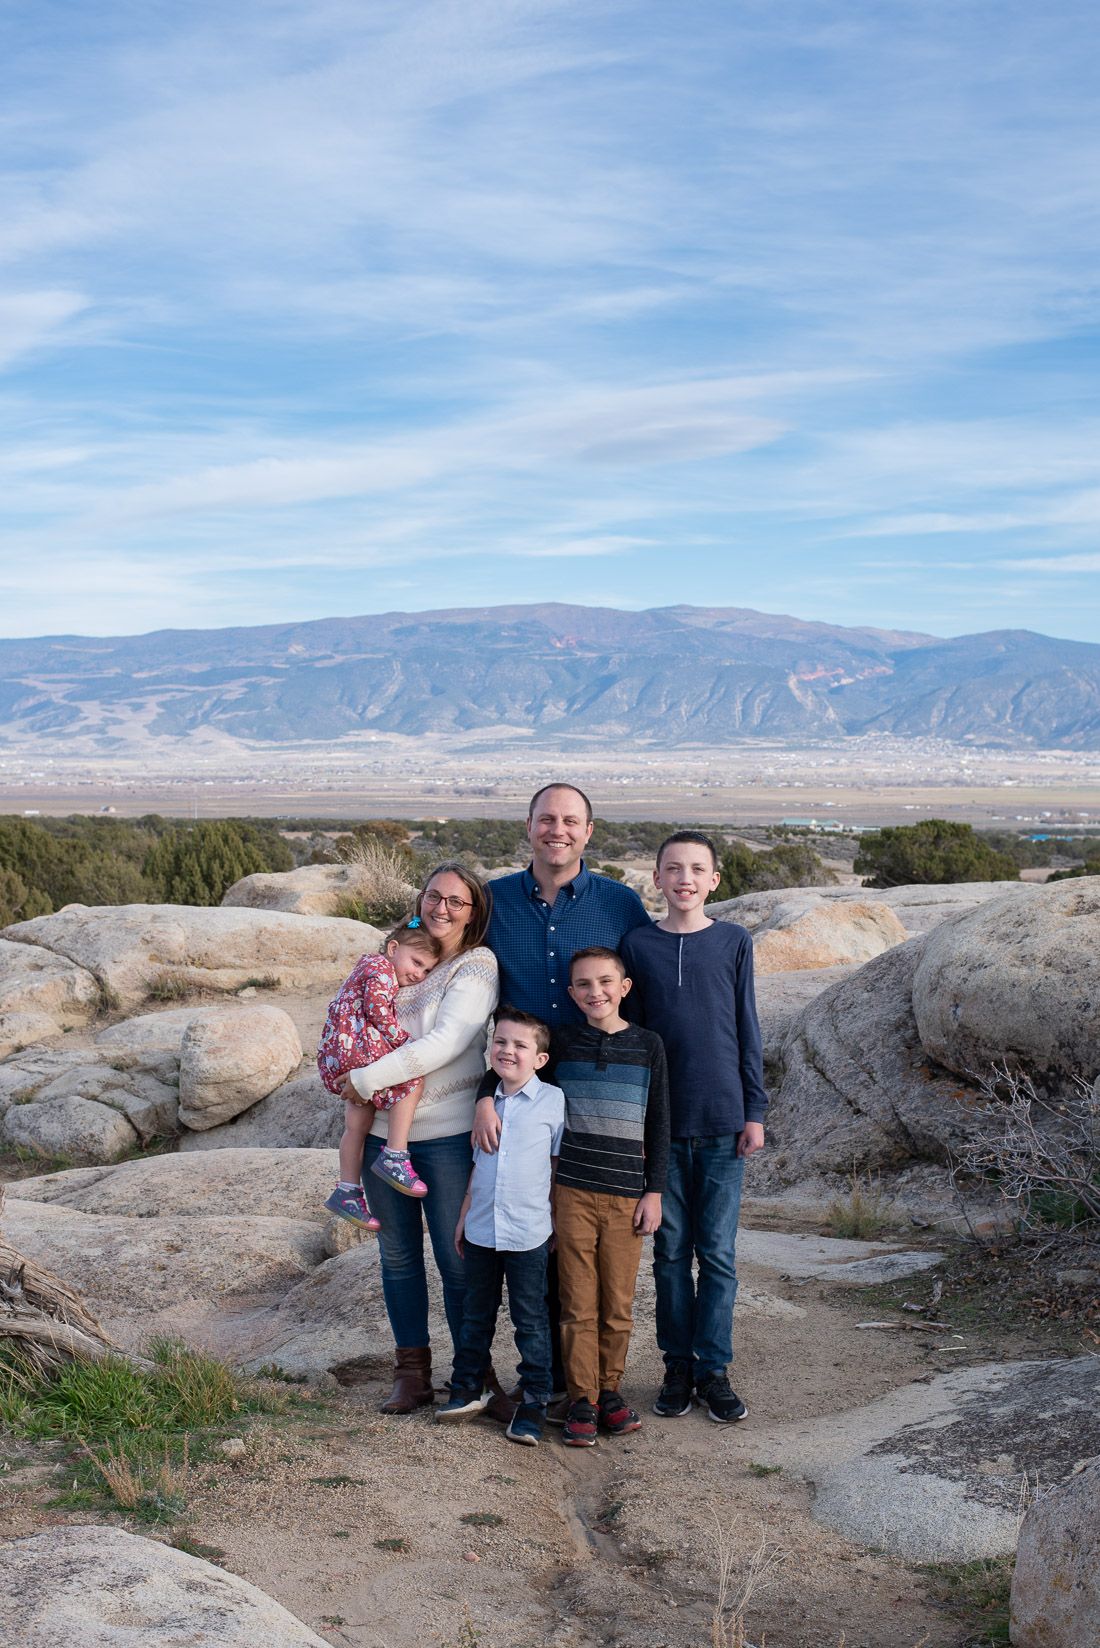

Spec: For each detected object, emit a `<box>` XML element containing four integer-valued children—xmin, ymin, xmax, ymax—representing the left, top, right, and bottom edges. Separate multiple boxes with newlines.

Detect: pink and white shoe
<box><xmin>370</xmin><ymin>1151</ymin><xmax>428</xmax><ymax>1198</ymax></box>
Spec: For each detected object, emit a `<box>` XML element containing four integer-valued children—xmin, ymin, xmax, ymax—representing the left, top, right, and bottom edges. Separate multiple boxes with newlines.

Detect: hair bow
<box><xmin>407</xmin><ymin>915</ymin><xmax>421</xmax><ymax>928</ymax></box>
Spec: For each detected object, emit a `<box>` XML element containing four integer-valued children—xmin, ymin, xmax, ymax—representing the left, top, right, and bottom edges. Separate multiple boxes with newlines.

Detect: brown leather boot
<box><xmin>379</xmin><ymin>1346</ymin><xmax>433</xmax><ymax>1414</ymax></box>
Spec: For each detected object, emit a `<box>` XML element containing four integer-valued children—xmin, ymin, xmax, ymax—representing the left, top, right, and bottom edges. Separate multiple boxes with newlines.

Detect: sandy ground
<box><xmin>1</xmin><ymin>1237</ymin><xmax>970</xmax><ymax>1648</ymax></box>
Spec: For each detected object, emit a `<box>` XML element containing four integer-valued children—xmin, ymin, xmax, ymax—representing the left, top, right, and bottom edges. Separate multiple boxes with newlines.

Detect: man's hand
<box><xmin>633</xmin><ymin>1191</ymin><xmax>662</xmax><ymax>1235</ymax></box>
<box><xmin>738</xmin><ymin>1121</ymin><xmax>765</xmax><ymax>1158</ymax></box>
<box><xmin>472</xmin><ymin>1094</ymin><xmax>501</xmax><ymax>1153</ymax></box>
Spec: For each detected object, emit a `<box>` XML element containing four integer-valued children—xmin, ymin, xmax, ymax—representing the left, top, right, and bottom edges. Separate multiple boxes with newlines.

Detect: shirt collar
<box><xmin>494</xmin><ymin>1073</ymin><xmax>543</xmax><ymax>1102</ymax></box>
<box><xmin>521</xmin><ymin>859</ymin><xmax>591</xmax><ymax>904</ymax></box>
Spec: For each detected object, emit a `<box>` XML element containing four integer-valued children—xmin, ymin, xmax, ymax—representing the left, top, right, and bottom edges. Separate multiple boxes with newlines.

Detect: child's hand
<box><xmin>472</xmin><ymin>1094</ymin><xmax>502</xmax><ymax>1153</ymax></box>
<box><xmin>737</xmin><ymin>1122</ymin><xmax>765</xmax><ymax>1158</ymax></box>
<box><xmin>633</xmin><ymin>1192</ymin><xmax>662</xmax><ymax>1235</ymax></box>
<box><xmin>454</xmin><ymin>1218</ymin><xmax>466</xmax><ymax>1258</ymax></box>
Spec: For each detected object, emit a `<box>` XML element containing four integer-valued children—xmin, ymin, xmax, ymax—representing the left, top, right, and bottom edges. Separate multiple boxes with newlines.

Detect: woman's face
<box><xmin>420</xmin><ymin>870</ymin><xmax>476</xmax><ymax>956</ymax></box>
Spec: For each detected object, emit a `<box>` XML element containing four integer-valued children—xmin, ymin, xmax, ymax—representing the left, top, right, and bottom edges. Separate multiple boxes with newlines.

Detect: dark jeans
<box><xmin>653</xmin><ymin>1135</ymin><xmax>745</xmax><ymax>1378</ymax></box>
<box><xmin>362</xmin><ymin>1131</ymin><xmax>471</xmax><ymax>1355</ymax></box>
<box><xmin>451</xmin><ymin>1238</ymin><xmax>552</xmax><ymax>1403</ymax></box>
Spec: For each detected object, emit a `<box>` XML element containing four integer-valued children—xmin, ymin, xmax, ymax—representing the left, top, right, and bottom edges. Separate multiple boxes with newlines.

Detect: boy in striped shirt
<box><xmin>550</xmin><ymin>947</ymin><xmax>670</xmax><ymax>1446</ymax></box>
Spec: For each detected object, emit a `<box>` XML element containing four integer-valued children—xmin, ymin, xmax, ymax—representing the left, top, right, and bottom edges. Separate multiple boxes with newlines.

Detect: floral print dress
<box><xmin>317</xmin><ymin>952</ymin><xmax>421</xmax><ymax>1109</ymax></box>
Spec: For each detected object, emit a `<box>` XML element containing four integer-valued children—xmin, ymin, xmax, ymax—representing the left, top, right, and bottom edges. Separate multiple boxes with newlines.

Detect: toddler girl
<box><xmin>318</xmin><ymin>918</ymin><xmax>442</xmax><ymax>1227</ymax></box>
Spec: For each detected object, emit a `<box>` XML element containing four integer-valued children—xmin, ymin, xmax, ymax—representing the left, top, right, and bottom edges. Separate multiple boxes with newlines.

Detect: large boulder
<box><xmin>2</xmin><ymin>1092</ymin><xmax>140</xmax><ymax>1163</ymax></box>
<box><xmin>0</xmin><ymin>934</ymin><xmax>101</xmax><ymax>1057</ymax></box>
<box><xmin>1011</xmin><ymin>1458</ymin><xmax>1100</xmax><ymax>1647</ymax></box>
<box><xmin>711</xmin><ymin>880</ymin><xmax>1027</xmax><ymax>940</ymax></box>
<box><xmin>0</xmin><ymin>1525</ymin><xmax>330</xmax><ymax>1648</ymax></box>
<box><xmin>913</xmin><ymin>878</ymin><xmax>1100</xmax><ymax>1090</ymax></box>
<box><xmin>764</xmin><ymin>1356</ymin><xmax>1100</xmax><ymax>1563</ymax></box>
<box><xmin>753</xmin><ymin>965</ymin><xmax>856</xmax><ymax>1073</ymax></box>
<box><xmin>179</xmin><ymin>1072</ymin><xmax>342</xmax><ymax>1153</ymax></box>
<box><xmin>15</xmin><ymin>1146</ymin><xmax>339</xmax><ymax>1223</ymax></box>
<box><xmin>765</xmin><ymin>936</ymin><xmax>976</xmax><ymax>1181</ymax></box>
<box><xmin>3</xmin><ymin>904</ymin><xmax>381</xmax><ymax>1012</ymax></box>
<box><xmin>223</xmin><ymin>861</ymin><xmax>415</xmax><ymax>917</ymax></box>
<box><xmin>178</xmin><ymin>1006</ymin><xmax>302</xmax><ymax>1130</ymax></box>
<box><xmin>749</xmin><ymin>898</ymin><xmax>908</xmax><ymax>974</ymax></box>
<box><xmin>235</xmin><ymin>1240</ymin><xmax>395</xmax><ymax>1376</ymax></box>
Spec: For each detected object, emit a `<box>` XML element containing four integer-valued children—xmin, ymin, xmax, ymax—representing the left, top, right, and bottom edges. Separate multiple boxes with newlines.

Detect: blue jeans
<box><xmin>451</xmin><ymin>1239</ymin><xmax>552</xmax><ymax>1403</ymax></box>
<box><xmin>362</xmin><ymin>1131</ymin><xmax>471</xmax><ymax>1355</ymax></box>
<box><xmin>653</xmin><ymin>1135</ymin><xmax>745</xmax><ymax>1378</ymax></box>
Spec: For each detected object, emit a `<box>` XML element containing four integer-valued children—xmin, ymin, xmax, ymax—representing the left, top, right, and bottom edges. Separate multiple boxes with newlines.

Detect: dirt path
<box><xmin>165</xmin><ymin>1252</ymin><xmax>962</xmax><ymax>1648</ymax></box>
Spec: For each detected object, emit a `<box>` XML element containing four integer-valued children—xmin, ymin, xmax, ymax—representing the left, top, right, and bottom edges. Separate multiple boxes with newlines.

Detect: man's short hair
<box><xmin>656</xmin><ymin>830</ymin><xmax>719</xmax><ymax>870</ymax></box>
<box><xmin>494</xmin><ymin>1004</ymin><xmax>551</xmax><ymax>1054</ymax></box>
<box><xmin>569</xmin><ymin>946</ymin><xmax>627</xmax><ymax>980</ymax></box>
<box><xmin>527</xmin><ymin>782</ymin><xmax>593</xmax><ymax>825</ymax></box>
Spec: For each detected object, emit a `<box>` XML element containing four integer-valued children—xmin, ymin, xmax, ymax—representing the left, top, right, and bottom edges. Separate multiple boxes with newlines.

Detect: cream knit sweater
<box><xmin>349</xmin><ymin>945</ymin><xmax>499</xmax><ymax>1143</ymax></box>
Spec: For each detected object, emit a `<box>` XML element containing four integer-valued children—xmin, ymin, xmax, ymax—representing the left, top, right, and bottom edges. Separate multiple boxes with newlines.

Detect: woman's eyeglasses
<box><xmin>422</xmin><ymin>890</ymin><xmax>473</xmax><ymax>913</ymax></box>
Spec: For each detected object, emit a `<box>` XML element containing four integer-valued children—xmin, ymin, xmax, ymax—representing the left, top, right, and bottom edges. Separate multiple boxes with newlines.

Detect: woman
<box><xmin>343</xmin><ymin>861</ymin><xmax>498</xmax><ymax>1413</ymax></box>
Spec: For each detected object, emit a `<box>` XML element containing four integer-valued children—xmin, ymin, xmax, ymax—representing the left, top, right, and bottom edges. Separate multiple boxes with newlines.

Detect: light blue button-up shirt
<box><xmin>465</xmin><ymin>1073</ymin><xmax>565</xmax><ymax>1253</ymax></box>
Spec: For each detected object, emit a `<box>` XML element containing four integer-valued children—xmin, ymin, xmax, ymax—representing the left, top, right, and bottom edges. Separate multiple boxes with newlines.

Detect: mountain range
<box><xmin>1</xmin><ymin>604</ymin><xmax>1098</xmax><ymax>751</ymax></box>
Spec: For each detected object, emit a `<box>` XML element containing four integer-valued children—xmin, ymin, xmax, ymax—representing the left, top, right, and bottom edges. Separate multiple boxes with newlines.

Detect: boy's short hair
<box><xmin>494</xmin><ymin>1004</ymin><xmax>551</xmax><ymax>1054</ymax></box>
<box><xmin>569</xmin><ymin>946</ymin><xmax>627</xmax><ymax>980</ymax></box>
<box><xmin>527</xmin><ymin>782</ymin><xmax>593</xmax><ymax>825</ymax></box>
<box><xmin>383</xmin><ymin>919</ymin><xmax>443</xmax><ymax>957</ymax></box>
<box><xmin>656</xmin><ymin>830</ymin><xmax>719</xmax><ymax>870</ymax></box>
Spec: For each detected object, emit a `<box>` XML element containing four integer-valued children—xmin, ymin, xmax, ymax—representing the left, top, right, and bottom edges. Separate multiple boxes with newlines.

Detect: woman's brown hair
<box><xmin>413</xmin><ymin>860</ymin><xmax>493</xmax><ymax>953</ymax></box>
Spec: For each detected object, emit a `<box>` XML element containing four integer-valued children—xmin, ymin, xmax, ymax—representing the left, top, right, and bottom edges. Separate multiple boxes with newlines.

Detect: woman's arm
<box><xmin>349</xmin><ymin>950</ymin><xmax>498</xmax><ymax>1098</ymax></box>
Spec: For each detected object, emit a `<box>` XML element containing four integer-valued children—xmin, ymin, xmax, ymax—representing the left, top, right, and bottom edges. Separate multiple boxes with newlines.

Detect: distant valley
<box><xmin>1</xmin><ymin>603</ymin><xmax>1098</xmax><ymax>752</ymax></box>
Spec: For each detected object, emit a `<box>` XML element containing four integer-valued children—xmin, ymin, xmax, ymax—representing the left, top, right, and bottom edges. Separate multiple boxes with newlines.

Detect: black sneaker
<box><xmin>653</xmin><ymin>1362</ymin><xmax>693</xmax><ymax>1417</ymax></box>
<box><xmin>695</xmin><ymin>1371</ymin><xmax>748</xmax><ymax>1424</ymax></box>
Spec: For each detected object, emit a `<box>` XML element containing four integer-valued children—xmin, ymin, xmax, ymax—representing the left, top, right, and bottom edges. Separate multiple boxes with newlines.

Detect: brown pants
<box><xmin>555</xmin><ymin>1186</ymin><xmax>644</xmax><ymax>1403</ymax></box>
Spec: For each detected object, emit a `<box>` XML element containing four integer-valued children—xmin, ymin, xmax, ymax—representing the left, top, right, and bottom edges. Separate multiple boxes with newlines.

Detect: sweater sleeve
<box><xmin>642</xmin><ymin>1033</ymin><xmax>670</xmax><ymax>1194</ymax></box>
<box><xmin>733</xmin><ymin>932</ymin><xmax>768</xmax><ymax>1124</ymax></box>
<box><xmin>349</xmin><ymin>949</ymin><xmax>499</xmax><ymax>1097</ymax></box>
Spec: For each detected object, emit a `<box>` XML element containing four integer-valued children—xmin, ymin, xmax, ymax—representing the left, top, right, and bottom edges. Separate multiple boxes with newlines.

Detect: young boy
<box><xmin>619</xmin><ymin>832</ymin><xmax>767</xmax><ymax>1425</ymax></box>
<box><xmin>550</xmin><ymin>947</ymin><xmax>669</xmax><ymax>1447</ymax></box>
<box><xmin>437</xmin><ymin>1008</ymin><xmax>564</xmax><ymax>1447</ymax></box>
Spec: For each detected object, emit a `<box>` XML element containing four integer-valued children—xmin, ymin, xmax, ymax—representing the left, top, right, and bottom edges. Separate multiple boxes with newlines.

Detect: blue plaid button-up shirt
<box><xmin>486</xmin><ymin>861</ymin><xmax>650</xmax><ymax>1028</ymax></box>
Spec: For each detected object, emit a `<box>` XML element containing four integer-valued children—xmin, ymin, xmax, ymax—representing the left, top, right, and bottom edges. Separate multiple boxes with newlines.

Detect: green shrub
<box><xmin>143</xmin><ymin>820</ymin><xmax>290</xmax><ymax>906</ymax></box>
<box><xmin>854</xmin><ymin>820</ymin><xmax>1019</xmax><ymax>888</ymax></box>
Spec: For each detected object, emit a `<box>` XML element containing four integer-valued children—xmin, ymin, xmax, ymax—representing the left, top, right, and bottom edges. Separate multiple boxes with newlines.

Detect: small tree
<box><xmin>0</xmin><ymin>868</ymin><xmax>52</xmax><ymax>927</ymax></box>
<box><xmin>854</xmin><ymin>820</ymin><xmax>1019</xmax><ymax>888</ymax></box>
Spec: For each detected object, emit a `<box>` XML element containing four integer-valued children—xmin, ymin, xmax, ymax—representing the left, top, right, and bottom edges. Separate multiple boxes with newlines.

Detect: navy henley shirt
<box><xmin>620</xmin><ymin>919</ymin><xmax>768</xmax><ymax>1139</ymax></box>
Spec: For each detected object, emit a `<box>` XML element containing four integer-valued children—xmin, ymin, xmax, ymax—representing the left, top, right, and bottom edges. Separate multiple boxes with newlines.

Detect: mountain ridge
<box><xmin>1</xmin><ymin>604</ymin><xmax>1097</xmax><ymax>751</ymax></box>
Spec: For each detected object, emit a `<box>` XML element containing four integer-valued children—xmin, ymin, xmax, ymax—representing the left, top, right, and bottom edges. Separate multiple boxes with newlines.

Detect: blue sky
<box><xmin>2</xmin><ymin>0</ymin><xmax>1099</xmax><ymax>642</ymax></box>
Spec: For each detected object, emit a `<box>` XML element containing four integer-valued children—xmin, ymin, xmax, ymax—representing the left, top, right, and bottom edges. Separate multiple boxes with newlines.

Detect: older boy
<box><xmin>620</xmin><ymin>832</ymin><xmax>766</xmax><ymax>1425</ymax></box>
<box><xmin>438</xmin><ymin>1008</ymin><xmax>565</xmax><ymax>1447</ymax></box>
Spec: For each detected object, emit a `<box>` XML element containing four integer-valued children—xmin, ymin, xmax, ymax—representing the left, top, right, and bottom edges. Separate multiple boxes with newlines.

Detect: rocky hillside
<box><xmin>1</xmin><ymin>602</ymin><xmax>1098</xmax><ymax>750</ymax></box>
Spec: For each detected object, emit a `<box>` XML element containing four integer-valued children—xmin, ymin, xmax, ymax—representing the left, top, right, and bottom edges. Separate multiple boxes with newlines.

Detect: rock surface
<box><xmin>223</xmin><ymin>861</ymin><xmax>415</xmax><ymax>917</ymax></box>
<box><xmin>15</xmin><ymin>1146</ymin><xmax>339</xmax><ymax>1222</ymax></box>
<box><xmin>750</xmin><ymin>898</ymin><xmax>909</xmax><ymax>974</ymax></box>
<box><xmin>178</xmin><ymin>1006</ymin><xmax>303</xmax><ymax>1130</ymax></box>
<box><xmin>711</xmin><ymin>880</ymin><xmax>1027</xmax><ymax>939</ymax></box>
<box><xmin>1011</xmin><ymin>1457</ymin><xmax>1100</xmax><ymax>1647</ymax></box>
<box><xmin>2</xmin><ymin>1091</ymin><xmax>141</xmax><ymax>1163</ymax></box>
<box><xmin>3</xmin><ymin>1195</ymin><xmax>326</xmax><ymax>1342</ymax></box>
<box><xmin>763</xmin><ymin>936</ymin><xmax>976</xmax><ymax>1181</ymax></box>
<box><xmin>3</xmin><ymin>903</ymin><xmax>380</xmax><ymax>1012</ymax></box>
<box><xmin>763</xmin><ymin>1356</ymin><xmax>1100</xmax><ymax>1562</ymax></box>
<box><xmin>178</xmin><ymin>1072</ymin><xmax>342</xmax><ymax>1153</ymax></box>
<box><xmin>912</xmin><ymin>877</ymin><xmax>1100</xmax><ymax>1089</ymax></box>
<box><xmin>0</xmin><ymin>1524</ymin><xmax>331</xmax><ymax>1647</ymax></box>
<box><xmin>0</xmin><ymin>934</ymin><xmax>101</xmax><ymax>1057</ymax></box>
<box><xmin>753</xmin><ymin>966</ymin><xmax>856</xmax><ymax>1069</ymax></box>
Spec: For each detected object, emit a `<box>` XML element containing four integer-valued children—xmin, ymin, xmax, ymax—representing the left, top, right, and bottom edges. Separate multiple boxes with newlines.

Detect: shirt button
<box><xmin>549</xmin><ymin>950</ymin><xmax>555</xmax><ymax>956</ymax></box>
<box><xmin>550</xmin><ymin>978</ymin><xmax>555</xmax><ymax>984</ymax></box>
<box><xmin>550</xmin><ymin>926</ymin><xmax>555</xmax><ymax>931</ymax></box>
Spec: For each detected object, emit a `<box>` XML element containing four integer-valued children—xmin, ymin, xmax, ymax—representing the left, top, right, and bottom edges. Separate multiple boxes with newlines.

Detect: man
<box><xmin>486</xmin><ymin>783</ymin><xmax>651</xmax><ymax>1027</ymax></box>
<box><xmin>476</xmin><ymin>782</ymin><xmax>652</xmax><ymax>1403</ymax></box>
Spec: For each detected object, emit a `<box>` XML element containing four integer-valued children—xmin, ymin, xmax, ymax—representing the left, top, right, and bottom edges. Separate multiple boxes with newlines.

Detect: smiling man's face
<box><xmin>527</xmin><ymin>785</ymin><xmax>593</xmax><ymax>878</ymax></box>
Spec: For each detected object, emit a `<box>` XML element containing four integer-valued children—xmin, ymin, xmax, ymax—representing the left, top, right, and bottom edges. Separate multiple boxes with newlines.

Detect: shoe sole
<box><xmin>505</xmin><ymin>1428</ymin><xmax>540</xmax><ymax>1446</ymax></box>
<box><xmin>369</xmin><ymin>1161</ymin><xmax>427</xmax><ymax>1198</ymax></box>
<box><xmin>652</xmin><ymin>1400</ymin><xmax>692</xmax><ymax>1417</ymax></box>
<box><xmin>561</xmin><ymin>1433</ymin><xmax>598</xmax><ymax>1447</ymax></box>
<box><xmin>436</xmin><ymin>1395</ymin><xmax>491</xmax><ymax>1421</ymax></box>
<box><xmin>328</xmin><ymin>1207</ymin><xmax>380</xmax><ymax>1230</ymax></box>
<box><xmin>600</xmin><ymin>1419</ymin><xmax>642</xmax><ymax>1434</ymax></box>
<box><xmin>695</xmin><ymin>1395</ymin><xmax>749</xmax><ymax>1424</ymax></box>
